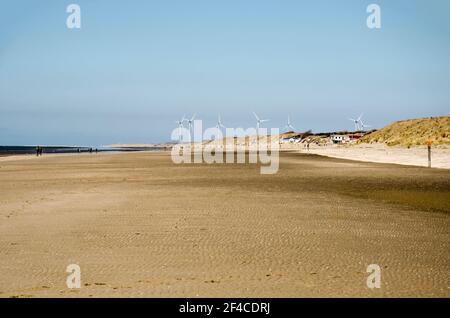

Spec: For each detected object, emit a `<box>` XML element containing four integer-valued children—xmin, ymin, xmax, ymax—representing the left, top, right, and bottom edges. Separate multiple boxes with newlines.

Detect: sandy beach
<box><xmin>0</xmin><ymin>151</ymin><xmax>449</xmax><ymax>297</ymax></box>
<box><xmin>283</xmin><ymin>143</ymin><xmax>450</xmax><ymax>170</ymax></box>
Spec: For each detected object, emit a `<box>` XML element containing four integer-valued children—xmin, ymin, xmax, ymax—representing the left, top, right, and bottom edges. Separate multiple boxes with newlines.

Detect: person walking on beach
<box><xmin>36</xmin><ymin>146</ymin><xmax>43</xmax><ymax>156</ymax></box>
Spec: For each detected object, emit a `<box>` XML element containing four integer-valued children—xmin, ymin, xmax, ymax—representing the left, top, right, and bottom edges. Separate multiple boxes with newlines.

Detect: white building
<box><xmin>280</xmin><ymin>137</ymin><xmax>301</xmax><ymax>144</ymax></box>
<box><xmin>331</xmin><ymin>134</ymin><xmax>351</xmax><ymax>144</ymax></box>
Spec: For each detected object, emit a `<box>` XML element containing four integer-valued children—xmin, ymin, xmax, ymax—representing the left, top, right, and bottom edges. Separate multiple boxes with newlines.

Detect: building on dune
<box><xmin>331</xmin><ymin>133</ymin><xmax>364</xmax><ymax>144</ymax></box>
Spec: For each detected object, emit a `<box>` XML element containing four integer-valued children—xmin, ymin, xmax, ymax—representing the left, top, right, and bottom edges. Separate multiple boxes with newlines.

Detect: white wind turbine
<box><xmin>359</xmin><ymin>117</ymin><xmax>371</xmax><ymax>131</ymax></box>
<box><xmin>285</xmin><ymin>115</ymin><xmax>296</xmax><ymax>132</ymax></box>
<box><xmin>216</xmin><ymin>114</ymin><xmax>226</xmax><ymax>134</ymax></box>
<box><xmin>349</xmin><ymin>113</ymin><xmax>363</xmax><ymax>131</ymax></box>
<box><xmin>253</xmin><ymin>112</ymin><xmax>269</xmax><ymax>135</ymax></box>
<box><xmin>186</xmin><ymin>113</ymin><xmax>196</xmax><ymax>141</ymax></box>
<box><xmin>175</xmin><ymin>115</ymin><xmax>186</xmax><ymax>142</ymax></box>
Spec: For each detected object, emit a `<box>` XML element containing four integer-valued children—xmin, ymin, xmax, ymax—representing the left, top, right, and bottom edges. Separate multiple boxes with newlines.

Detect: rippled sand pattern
<box><xmin>0</xmin><ymin>152</ymin><xmax>449</xmax><ymax>297</ymax></box>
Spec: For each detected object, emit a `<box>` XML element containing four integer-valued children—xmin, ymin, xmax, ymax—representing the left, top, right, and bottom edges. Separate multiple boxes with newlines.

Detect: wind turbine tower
<box><xmin>175</xmin><ymin>115</ymin><xmax>186</xmax><ymax>143</ymax></box>
<box><xmin>349</xmin><ymin>114</ymin><xmax>363</xmax><ymax>131</ymax></box>
<box><xmin>253</xmin><ymin>112</ymin><xmax>269</xmax><ymax>135</ymax></box>
<box><xmin>285</xmin><ymin>115</ymin><xmax>296</xmax><ymax>132</ymax></box>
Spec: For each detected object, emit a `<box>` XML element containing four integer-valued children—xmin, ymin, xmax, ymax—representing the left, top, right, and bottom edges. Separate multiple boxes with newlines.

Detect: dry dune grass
<box><xmin>360</xmin><ymin>116</ymin><xmax>450</xmax><ymax>147</ymax></box>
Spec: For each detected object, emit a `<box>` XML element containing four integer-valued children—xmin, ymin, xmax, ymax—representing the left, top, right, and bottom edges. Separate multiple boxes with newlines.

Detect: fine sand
<box><xmin>282</xmin><ymin>143</ymin><xmax>450</xmax><ymax>170</ymax></box>
<box><xmin>0</xmin><ymin>151</ymin><xmax>449</xmax><ymax>297</ymax></box>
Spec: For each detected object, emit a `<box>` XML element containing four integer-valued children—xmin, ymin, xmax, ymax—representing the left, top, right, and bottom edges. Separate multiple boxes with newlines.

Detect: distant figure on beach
<box><xmin>89</xmin><ymin>148</ymin><xmax>93</xmax><ymax>153</ymax></box>
<box><xmin>307</xmin><ymin>143</ymin><xmax>310</xmax><ymax>151</ymax></box>
<box><xmin>36</xmin><ymin>146</ymin><xmax>39</xmax><ymax>156</ymax></box>
<box><xmin>95</xmin><ymin>148</ymin><xmax>98</xmax><ymax>154</ymax></box>
<box><xmin>77</xmin><ymin>148</ymin><xmax>80</xmax><ymax>153</ymax></box>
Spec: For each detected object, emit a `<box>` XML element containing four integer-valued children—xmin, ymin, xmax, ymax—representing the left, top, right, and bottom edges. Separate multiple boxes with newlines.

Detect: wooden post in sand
<box><xmin>426</xmin><ymin>139</ymin><xmax>433</xmax><ymax>168</ymax></box>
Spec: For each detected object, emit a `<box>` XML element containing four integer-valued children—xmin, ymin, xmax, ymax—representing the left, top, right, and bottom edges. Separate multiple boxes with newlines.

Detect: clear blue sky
<box><xmin>1</xmin><ymin>0</ymin><xmax>449</xmax><ymax>146</ymax></box>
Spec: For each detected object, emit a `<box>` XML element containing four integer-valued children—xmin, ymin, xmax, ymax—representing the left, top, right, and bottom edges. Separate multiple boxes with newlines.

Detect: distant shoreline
<box><xmin>0</xmin><ymin>149</ymin><xmax>172</xmax><ymax>163</ymax></box>
<box><xmin>0</xmin><ymin>145</ymin><xmax>171</xmax><ymax>157</ymax></box>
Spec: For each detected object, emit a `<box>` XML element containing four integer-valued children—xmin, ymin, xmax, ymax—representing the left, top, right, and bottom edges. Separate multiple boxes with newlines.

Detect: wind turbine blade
<box><xmin>253</xmin><ymin>112</ymin><xmax>260</xmax><ymax>121</ymax></box>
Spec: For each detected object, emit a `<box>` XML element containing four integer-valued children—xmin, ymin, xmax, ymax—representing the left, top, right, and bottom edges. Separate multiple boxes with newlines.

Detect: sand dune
<box><xmin>360</xmin><ymin>115</ymin><xmax>450</xmax><ymax>147</ymax></box>
<box><xmin>0</xmin><ymin>152</ymin><xmax>449</xmax><ymax>297</ymax></box>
